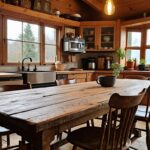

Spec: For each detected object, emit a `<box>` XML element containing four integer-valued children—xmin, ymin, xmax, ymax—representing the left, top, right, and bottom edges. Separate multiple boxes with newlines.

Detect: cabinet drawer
<box><xmin>87</xmin><ymin>73</ymin><xmax>96</xmax><ymax>81</ymax></box>
<box><xmin>75</xmin><ymin>73</ymin><xmax>87</xmax><ymax>78</ymax></box>
<box><xmin>68</xmin><ymin>74</ymin><xmax>75</xmax><ymax>79</ymax></box>
<box><xmin>76</xmin><ymin>78</ymin><xmax>86</xmax><ymax>83</ymax></box>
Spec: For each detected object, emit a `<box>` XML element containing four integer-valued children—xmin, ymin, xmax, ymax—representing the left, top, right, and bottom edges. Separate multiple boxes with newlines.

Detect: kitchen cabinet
<box><xmin>68</xmin><ymin>73</ymin><xmax>87</xmax><ymax>83</ymax></box>
<box><xmin>100</xmin><ymin>27</ymin><xmax>114</xmax><ymax>51</ymax></box>
<box><xmin>80</xmin><ymin>21</ymin><xmax>119</xmax><ymax>52</ymax></box>
<box><xmin>82</xmin><ymin>27</ymin><xmax>98</xmax><ymax>51</ymax></box>
<box><xmin>0</xmin><ymin>73</ymin><xmax>23</xmax><ymax>85</ymax></box>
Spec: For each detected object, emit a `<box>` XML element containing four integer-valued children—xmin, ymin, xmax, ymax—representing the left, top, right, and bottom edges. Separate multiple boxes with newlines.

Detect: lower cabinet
<box><xmin>68</xmin><ymin>73</ymin><xmax>87</xmax><ymax>83</ymax></box>
<box><xmin>56</xmin><ymin>71</ymin><xmax>150</xmax><ymax>85</ymax></box>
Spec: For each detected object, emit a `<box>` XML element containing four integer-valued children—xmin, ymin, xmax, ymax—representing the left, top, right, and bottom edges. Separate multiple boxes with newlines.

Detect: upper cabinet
<box><xmin>100</xmin><ymin>27</ymin><xmax>114</xmax><ymax>51</ymax></box>
<box><xmin>80</xmin><ymin>21</ymin><xmax>120</xmax><ymax>52</ymax></box>
<box><xmin>82</xmin><ymin>27</ymin><xmax>96</xmax><ymax>50</ymax></box>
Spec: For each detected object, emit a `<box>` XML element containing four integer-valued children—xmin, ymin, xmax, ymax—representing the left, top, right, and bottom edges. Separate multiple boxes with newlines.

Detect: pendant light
<box><xmin>104</xmin><ymin>0</ymin><xmax>115</xmax><ymax>15</ymax></box>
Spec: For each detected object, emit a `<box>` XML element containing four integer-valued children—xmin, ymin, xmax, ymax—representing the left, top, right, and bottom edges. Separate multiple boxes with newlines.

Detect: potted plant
<box><xmin>116</xmin><ymin>48</ymin><xmax>126</xmax><ymax>60</ymax></box>
<box><xmin>111</xmin><ymin>62</ymin><xmax>123</xmax><ymax>77</ymax></box>
<box><xmin>126</xmin><ymin>59</ymin><xmax>134</xmax><ymax>70</ymax></box>
<box><xmin>138</xmin><ymin>59</ymin><xmax>145</xmax><ymax>70</ymax></box>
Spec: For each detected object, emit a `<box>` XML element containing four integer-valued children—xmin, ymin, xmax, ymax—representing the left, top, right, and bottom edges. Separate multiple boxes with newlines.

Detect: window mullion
<box><xmin>40</xmin><ymin>24</ymin><xmax>45</xmax><ymax>65</ymax></box>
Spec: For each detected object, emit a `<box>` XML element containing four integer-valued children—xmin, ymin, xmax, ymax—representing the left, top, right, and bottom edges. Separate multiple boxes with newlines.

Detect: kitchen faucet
<box><xmin>22</xmin><ymin>57</ymin><xmax>32</xmax><ymax>71</ymax></box>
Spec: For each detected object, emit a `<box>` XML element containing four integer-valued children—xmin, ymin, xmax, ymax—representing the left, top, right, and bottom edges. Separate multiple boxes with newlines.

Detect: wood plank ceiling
<box><xmin>51</xmin><ymin>0</ymin><xmax>150</xmax><ymax>21</ymax></box>
<box><xmin>82</xmin><ymin>0</ymin><xmax>150</xmax><ymax>20</ymax></box>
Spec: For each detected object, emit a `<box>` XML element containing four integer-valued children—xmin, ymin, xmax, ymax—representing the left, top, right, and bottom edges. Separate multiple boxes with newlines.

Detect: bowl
<box><xmin>96</xmin><ymin>76</ymin><xmax>116</xmax><ymax>87</ymax></box>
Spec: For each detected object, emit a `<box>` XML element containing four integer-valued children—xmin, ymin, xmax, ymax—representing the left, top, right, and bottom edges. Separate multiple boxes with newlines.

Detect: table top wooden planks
<box><xmin>0</xmin><ymin>79</ymin><xmax>149</xmax><ymax>146</ymax></box>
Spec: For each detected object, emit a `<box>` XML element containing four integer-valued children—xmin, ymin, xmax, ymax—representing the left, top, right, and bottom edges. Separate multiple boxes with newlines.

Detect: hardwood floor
<box><xmin>2</xmin><ymin>121</ymin><xmax>147</xmax><ymax>150</ymax></box>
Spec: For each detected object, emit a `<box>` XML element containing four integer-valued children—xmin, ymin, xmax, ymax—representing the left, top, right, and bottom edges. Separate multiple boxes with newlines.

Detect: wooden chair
<box><xmin>125</xmin><ymin>75</ymin><xmax>150</xmax><ymax>141</ymax></box>
<box><xmin>125</xmin><ymin>75</ymin><xmax>148</xmax><ymax>80</ymax></box>
<box><xmin>67</xmin><ymin>89</ymin><xmax>146</xmax><ymax>150</ymax></box>
<box><xmin>0</xmin><ymin>83</ymin><xmax>31</xmax><ymax>149</ymax></box>
<box><xmin>146</xmin><ymin>112</ymin><xmax>150</xmax><ymax>150</ymax></box>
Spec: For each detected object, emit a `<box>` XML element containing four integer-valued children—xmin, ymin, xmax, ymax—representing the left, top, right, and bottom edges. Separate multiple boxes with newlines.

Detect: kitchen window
<box><xmin>5</xmin><ymin>18</ymin><xmax>58</xmax><ymax>64</ymax></box>
<box><xmin>146</xmin><ymin>29</ymin><xmax>150</xmax><ymax>64</ymax></box>
<box><xmin>126</xmin><ymin>28</ymin><xmax>150</xmax><ymax>65</ymax></box>
<box><xmin>6</xmin><ymin>19</ymin><xmax>40</xmax><ymax>63</ymax></box>
<box><xmin>44</xmin><ymin>27</ymin><xmax>57</xmax><ymax>63</ymax></box>
<box><xmin>126</xmin><ymin>31</ymin><xmax>141</xmax><ymax>64</ymax></box>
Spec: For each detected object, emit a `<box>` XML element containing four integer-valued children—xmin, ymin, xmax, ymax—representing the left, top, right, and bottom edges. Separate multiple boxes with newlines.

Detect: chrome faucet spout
<box><xmin>22</xmin><ymin>57</ymin><xmax>32</xmax><ymax>71</ymax></box>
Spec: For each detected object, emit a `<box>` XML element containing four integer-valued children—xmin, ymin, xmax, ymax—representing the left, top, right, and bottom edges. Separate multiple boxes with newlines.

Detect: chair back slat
<box><xmin>98</xmin><ymin>89</ymin><xmax>146</xmax><ymax>150</ymax></box>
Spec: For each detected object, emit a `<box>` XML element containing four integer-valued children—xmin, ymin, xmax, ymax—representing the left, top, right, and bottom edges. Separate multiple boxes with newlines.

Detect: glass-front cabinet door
<box><xmin>82</xmin><ymin>27</ymin><xmax>97</xmax><ymax>51</ymax></box>
<box><xmin>100</xmin><ymin>27</ymin><xmax>115</xmax><ymax>51</ymax></box>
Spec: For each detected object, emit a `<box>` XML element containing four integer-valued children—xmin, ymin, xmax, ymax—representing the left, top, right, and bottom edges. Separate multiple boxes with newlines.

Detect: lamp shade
<box><xmin>104</xmin><ymin>0</ymin><xmax>115</xmax><ymax>15</ymax></box>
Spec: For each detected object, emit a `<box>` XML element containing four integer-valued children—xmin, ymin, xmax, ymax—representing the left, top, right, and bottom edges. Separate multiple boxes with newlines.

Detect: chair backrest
<box><xmin>125</xmin><ymin>75</ymin><xmax>148</xmax><ymax>80</ymax></box>
<box><xmin>0</xmin><ymin>82</ymin><xmax>32</xmax><ymax>92</ymax></box>
<box><xmin>99</xmin><ymin>89</ymin><xmax>146</xmax><ymax>150</ymax></box>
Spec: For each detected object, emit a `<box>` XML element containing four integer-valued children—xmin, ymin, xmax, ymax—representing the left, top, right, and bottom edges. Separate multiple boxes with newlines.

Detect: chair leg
<box><xmin>0</xmin><ymin>135</ymin><xmax>2</xmax><ymax>149</ymax></box>
<box><xmin>6</xmin><ymin>134</ymin><xmax>10</xmax><ymax>146</ymax></box>
<box><xmin>72</xmin><ymin>145</ymin><xmax>77</xmax><ymax>150</ymax></box>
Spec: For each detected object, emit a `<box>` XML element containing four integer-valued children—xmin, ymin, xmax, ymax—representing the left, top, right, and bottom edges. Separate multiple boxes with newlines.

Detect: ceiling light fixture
<box><xmin>104</xmin><ymin>0</ymin><xmax>115</xmax><ymax>15</ymax></box>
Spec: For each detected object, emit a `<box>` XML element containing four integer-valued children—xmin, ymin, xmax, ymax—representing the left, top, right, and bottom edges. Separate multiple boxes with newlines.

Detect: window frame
<box><xmin>44</xmin><ymin>26</ymin><xmax>58</xmax><ymax>64</ymax></box>
<box><xmin>125</xmin><ymin>27</ymin><xmax>150</xmax><ymax>64</ymax></box>
<box><xmin>3</xmin><ymin>16</ymin><xmax>59</xmax><ymax>65</ymax></box>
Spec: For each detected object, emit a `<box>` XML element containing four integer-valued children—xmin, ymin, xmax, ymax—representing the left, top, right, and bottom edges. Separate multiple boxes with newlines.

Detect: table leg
<box><xmin>31</xmin><ymin>129</ymin><xmax>55</xmax><ymax>150</ymax></box>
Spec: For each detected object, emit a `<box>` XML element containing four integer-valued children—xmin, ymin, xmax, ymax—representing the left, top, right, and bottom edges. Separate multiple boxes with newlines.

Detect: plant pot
<box><xmin>138</xmin><ymin>64</ymin><xmax>145</xmax><ymax>71</ymax></box>
<box><xmin>96</xmin><ymin>76</ymin><xmax>116</xmax><ymax>87</ymax></box>
<box><xmin>127</xmin><ymin>61</ymin><xmax>134</xmax><ymax>70</ymax></box>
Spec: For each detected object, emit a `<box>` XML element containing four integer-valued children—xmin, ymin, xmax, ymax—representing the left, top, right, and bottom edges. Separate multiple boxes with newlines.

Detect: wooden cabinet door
<box><xmin>81</xmin><ymin>26</ymin><xmax>98</xmax><ymax>52</ymax></box>
<box><xmin>99</xmin><ymin>26</ymin><xmax>115</xmax><ymax>51</ymax></box>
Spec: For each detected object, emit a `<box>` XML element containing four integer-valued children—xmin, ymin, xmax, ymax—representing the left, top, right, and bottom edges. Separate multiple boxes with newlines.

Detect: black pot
<box><xmin>96</xmin><ymin>76</ymin><xmax>116</xmax><ymax>87</ymax></box>
<box><xmin>138</xmin><ymin>64</ymin><xmax>145</xmax><ymax>71</ymax></box>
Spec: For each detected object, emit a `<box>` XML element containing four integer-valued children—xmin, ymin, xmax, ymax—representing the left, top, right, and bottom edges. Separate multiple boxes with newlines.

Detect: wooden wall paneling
<box><xmin>57</xmin><ymin>26</ymin><xmax>63</xmax><ymax>62</ymax></box>
<box><xmin>0</xmin><ymin>2</ymin><xmax>80</xmax><ymax>27</ymax></box>
<box><xmin>119</xmin><ymin>26</ymin><xmax>126</xmax><ymax>66</ymax></box>
<box><xmin>115</xmin><ymin>19</ymin><xmax>121</xmax><ymax>49</ymax></box>
<box><xmin>121</xmin><ymin>17</ymin><xmax>150</xmax><ymax>27</ymax></box>
<box><xmin>81</xmin><ymin>0</ymin><xmax>102</xmax><ymax>12</ymax></box>
<box><xmin>0</xmin><ymin>15</ymin><xmax>2</xmax><ymax>65</ymax></box>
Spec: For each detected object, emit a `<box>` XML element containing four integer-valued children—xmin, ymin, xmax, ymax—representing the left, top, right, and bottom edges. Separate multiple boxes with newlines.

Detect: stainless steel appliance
<box><xmin>88</xmin><ymin>58</ymin><xmax>96</xmax><ymax>70</ymax></box>
<box><xmin>22</xmin><ymin>71</ymin><xmax>56</xmax><ymax>88</ymax></box>
<box><xmin>104</xmin><ymin>56</ymin><xmax>112</xmax><ymax>70</ymax></box>
<box><xmin>63</xmin><ymin>37</ymin><xmax>85</xmax><ymax>53</ymax></box>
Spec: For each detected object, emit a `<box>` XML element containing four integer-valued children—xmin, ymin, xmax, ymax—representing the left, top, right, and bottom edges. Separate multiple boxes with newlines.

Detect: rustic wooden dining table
<box><xmin>0</xmin><ymin>79</ymin><xmax>149</xmax><ymax>150</ymax></box>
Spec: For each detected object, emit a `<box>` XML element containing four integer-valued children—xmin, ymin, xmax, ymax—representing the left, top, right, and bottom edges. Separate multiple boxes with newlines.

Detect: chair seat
<box><xmin>0</xmin><ymin>126</ymin><xmax>11</xmax><ymax>135</ymax></box>
<box><xmin>67</xmin><ymin>127</ymin><xmax>130</xmax><ymax>150</ymax></box>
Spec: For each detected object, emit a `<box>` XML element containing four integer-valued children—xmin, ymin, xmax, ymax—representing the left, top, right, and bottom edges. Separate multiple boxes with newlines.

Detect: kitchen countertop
<box><xmin>0</xmin><ymin>72</ymin><xmax>22</xmax><ymax>78</ymax></box>
<box><xmin>56</xmin><ymin>70</ymin><xmax>150</xmax><ymax>74</ymax></box>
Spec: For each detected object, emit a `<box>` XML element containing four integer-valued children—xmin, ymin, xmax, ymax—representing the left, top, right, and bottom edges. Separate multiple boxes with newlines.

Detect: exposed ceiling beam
<box><xmin>82</xmin><ymin>0</ymin><xmax>103</xmax><ymax>12</ymax></box>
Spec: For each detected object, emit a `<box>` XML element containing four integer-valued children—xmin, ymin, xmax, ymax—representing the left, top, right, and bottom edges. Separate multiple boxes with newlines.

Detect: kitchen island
<box><xmin>0</xmin><ymin>79</ymin><xmax>149</xmax><ymax>150</ymax></box>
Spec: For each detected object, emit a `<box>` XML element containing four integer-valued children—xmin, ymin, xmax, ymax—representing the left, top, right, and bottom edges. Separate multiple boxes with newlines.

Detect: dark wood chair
<box><xmin>146</xmin><ymin>112</ymin><xmax>150</xmax><ymax>150</ymax></box>
<box><xmin>125</xmin><ymin>75</ymin><xmax>148</xmax><ymax>80</ymax></box>
<box><xmin>125</xmin><ymin>76</ymin><xmax>150</xmax><ymax>138</ymax></box>
<box><xmin>0</xmin><ymin>83</ymin><xmax>31</xmax><ymax>149</ymax></box>
<box><xmin>67</xmin><ymin>89</ymin><xmax>146</xmax><ymax>150</ymax></box>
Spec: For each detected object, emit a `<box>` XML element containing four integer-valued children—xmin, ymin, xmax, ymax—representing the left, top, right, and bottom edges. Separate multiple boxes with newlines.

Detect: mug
<box><xmin>96</xmin><ymin>76</ymin><xmax>116</xmax><ymax>87</ymax></box>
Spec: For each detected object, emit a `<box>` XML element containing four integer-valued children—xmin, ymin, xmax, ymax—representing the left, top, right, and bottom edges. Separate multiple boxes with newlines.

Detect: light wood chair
<box><xmin>0</xmin><ymin>83</ymin><xmax>31</xmax><ymax>149</ymax></box>
<box><xmin>67</xmin><ymin>89</ymin><xmax>146</xmax><ymax>150</ymax></box>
